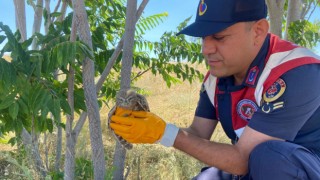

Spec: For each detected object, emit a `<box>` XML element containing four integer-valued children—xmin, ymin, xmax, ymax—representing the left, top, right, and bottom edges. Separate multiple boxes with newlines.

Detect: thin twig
<box><xmin>307</xmin><ymin>2</ymin><xmax>317</xmax><ymax>22</ymax></box>
<box><xmin>51</xmin><ymin>0</ymin><xmax>62</xmax><ymax>22</ymax></box>
<box><xmin>131</xmin><ymin>67</ymin><xmax>152</xmax><ymax>81</ymax></box>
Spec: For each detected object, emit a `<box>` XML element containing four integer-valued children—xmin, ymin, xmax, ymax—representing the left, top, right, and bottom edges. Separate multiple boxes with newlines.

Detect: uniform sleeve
<box><xmin>249</xmin><ymin>64</ymin><xmax>320</xmax><ymax>141</ymax></box>
<box><xmin>194</xmin><ymin>84</ymin><xmax>217</xmax><ymax>120</ymax></box>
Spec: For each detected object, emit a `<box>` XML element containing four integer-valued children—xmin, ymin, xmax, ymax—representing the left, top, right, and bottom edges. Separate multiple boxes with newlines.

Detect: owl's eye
<box><xmin>117</xmin><ymin>97</ymin><xmax>124</xmax><ymax>103</ymax></box>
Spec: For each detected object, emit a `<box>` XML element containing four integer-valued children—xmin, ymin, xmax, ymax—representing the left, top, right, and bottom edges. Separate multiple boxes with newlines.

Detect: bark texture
<box><xmin>31</xmin><ymin>0</ymin><xmax>43</xmax><ymax>49</ymax></box>
<box><xmin>113</xmin><ymin>0</ymin><xmax>137</xmax><ymax>179</ymax></box>
<box><xmin>13</xmin><ymin>0</ymin><xmax>27</xmax><ymax>41</ymax></box>
<box><xmin>64</xmin><ymin>13</ymin><xmax>77</xmax><ymax>180</ymax></box>
<box><xmin>266</xmin><ymin>0</ymin><xmax>286</xmax><ymax>37</ymax></box>
<box><xmin>284</xmin><ymin>0</ymin><xmax>303</xmax><ymax>40</ymax></box>
<box><xmin>72</xmin><ymin>0</ymin><xmax>106</xmax><ymax>179</ymax></box>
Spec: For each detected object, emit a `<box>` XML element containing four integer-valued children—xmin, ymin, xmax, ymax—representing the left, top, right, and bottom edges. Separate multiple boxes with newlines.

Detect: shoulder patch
<box><xmin>263</xmin><ymin>78</ymin><xmax>286</xmax><ymax>103</ymax></box>
<box><xmin>237</xmin><ymin>99</ymin><xmax>258</xmax><ymax>121</ymax></box>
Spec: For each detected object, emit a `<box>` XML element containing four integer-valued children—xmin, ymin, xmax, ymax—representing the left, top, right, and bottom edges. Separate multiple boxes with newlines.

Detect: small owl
<box><xmin>108</xmin><ymin>89</ymin><xmax>150</xmax><ymax>150</ymax></box>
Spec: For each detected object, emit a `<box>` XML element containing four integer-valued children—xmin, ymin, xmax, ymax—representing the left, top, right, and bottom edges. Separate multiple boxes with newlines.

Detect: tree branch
<box><xmin>95</xmin><ymin>0</ymin><xmax>150</xmax><ymax>92</ymax></box>
<box><xmin>51</xmin><ymin>0</ymin><xmax>62</xmax><ymax>22</ymax></box>
<box><xmin>131</xmin><ymin>67</ymin><xmax>152</xmax><ymax>82</ymax></box>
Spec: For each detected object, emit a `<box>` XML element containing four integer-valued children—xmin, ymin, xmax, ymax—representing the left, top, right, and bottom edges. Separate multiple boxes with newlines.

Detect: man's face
<box><xmin>202</xmin><ymin>22</ymin><xmax>258</xmax><ymax>84</ymax></box>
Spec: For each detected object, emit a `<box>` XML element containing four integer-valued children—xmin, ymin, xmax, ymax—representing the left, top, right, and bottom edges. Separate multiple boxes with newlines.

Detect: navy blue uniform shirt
<box><xmin>195</xmin><ymin>34</ymin><xmax>320</xmax><ymax>156</ymax></box>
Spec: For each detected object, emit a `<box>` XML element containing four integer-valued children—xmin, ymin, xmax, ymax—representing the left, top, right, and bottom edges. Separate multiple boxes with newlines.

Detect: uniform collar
<box><xmin>242</xmin><ymin>34</ymin><xmax>270</xmax><ymax>87</ymax></box>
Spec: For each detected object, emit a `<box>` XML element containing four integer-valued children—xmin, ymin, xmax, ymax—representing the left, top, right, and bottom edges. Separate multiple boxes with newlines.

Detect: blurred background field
<box><xmin>0</xmin><ymin>62</ymin><xmax>230</xmax><ymax>180</ymax></box>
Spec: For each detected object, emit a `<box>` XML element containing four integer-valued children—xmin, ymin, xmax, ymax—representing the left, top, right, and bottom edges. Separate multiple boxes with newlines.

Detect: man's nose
<box><xmin>202</xmin><ymin>37</ymin><xmax>217</xmax><ymax>55</ymax></box>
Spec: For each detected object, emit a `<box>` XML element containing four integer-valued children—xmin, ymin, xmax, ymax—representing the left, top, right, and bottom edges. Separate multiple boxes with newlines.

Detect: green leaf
<box><xmin>60</xmin><ymin>98</ymin><xmax>71</xmax><ymax>115</ymax></box>
<box><xmin>0</xmin><ymin>92</ymin><xmax>17</xmax><ymax>110</ymax></box>
<box><xmin>17</xmin><ymin>97</ymin><xmax>29</xmax><ymax>115</ymax></box>
<box><xmin>46</xmin><ymin>118</ymin><xmax>53</xmax><ymax>133</ymax></box>
<box><xmin>36</xmin><ymin>90</ymin><xmax>50</xmax><ymax>113</ymax></box>
<box><xmin>51</xmin><ymin>12</ymin><xmax>62</xmax><ymax>18</ymax></box>
<box><xmin>13</xmin><ymin>118</ymin><xmax>23</xmax><ymax>133</ymax></box>
<box><xmin>0</xmin><ymin>58</ymin><xmax>16</xmax><ymax>88</ymax></box>
<box><xmin>74</xmin><ymin>88</ymin><xmax>87</xmax><ymax>112</ymax></box>
<box><xmin>29</xmin><ymin>86</ymin><xmax>49</xmax><ymax>113</ymax></box>
<box><xmin>8</xmin><ymin>102</ymin><xmax>19</xmax><ymax>120</ymax></box>
<box><xmin>48</xmin><ymin>98</ymin><xmax>61</xmax><ymax>120</ymax></box>
<box><xmin>7</xmin><ymin>137</ymin><xmax>17</xmax><ymax>146</ymax></box>
<box><xmin>43</xmin><ymin>8</ymin><xmax>48</xmax><ymax>25</ymax></box>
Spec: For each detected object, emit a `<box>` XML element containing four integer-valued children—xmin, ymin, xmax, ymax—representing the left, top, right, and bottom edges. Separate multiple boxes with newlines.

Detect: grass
<box><xmin>0</xmin><ymin>62</ymin><xmax>230</xmax><ymax>179</ymax></box>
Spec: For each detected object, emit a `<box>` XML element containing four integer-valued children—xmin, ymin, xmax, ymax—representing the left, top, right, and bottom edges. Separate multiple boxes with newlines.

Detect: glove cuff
<box><xmin>159</xmin><ymin>123</ymin><xmax>179</xmax><ymax>147</ymax></box>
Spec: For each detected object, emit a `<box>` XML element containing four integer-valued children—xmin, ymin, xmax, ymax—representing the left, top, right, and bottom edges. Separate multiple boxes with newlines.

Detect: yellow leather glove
<box><xmin>110</xmin><ymin>111</ymin><xmax>166</xmax><ymax>144</ymax></box>
<box><xmin>114</xmin><ymin>107</ymin><xmax>133</xmax><ymax>117</ymax></box>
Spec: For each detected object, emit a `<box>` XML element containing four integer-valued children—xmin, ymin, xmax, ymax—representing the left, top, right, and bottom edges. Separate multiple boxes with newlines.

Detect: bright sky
<box><xmin>0</xmin><ymin>0</ymin><xmax>319</xmax><ymax>53</ymax></box>
<box><xmin>0</xmin><ymin>1</ymin><xmax>198</xmax><ymax>42</ymax></box>
<box><xmin>139</xmin><ymin>0</ymin><xmax>198</xmax><ymax>41</ymax></box>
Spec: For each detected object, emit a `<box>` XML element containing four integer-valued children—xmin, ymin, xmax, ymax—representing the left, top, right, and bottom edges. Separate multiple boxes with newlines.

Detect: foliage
<box><xmin>49</xmin><ymin>171</ymin><xmax>64</xmax><ymax>180</ymax></box>
<box><xmin>86</xmin><ymin>0</ymin><xmax>204</xmax><ymax>98</ymax></box>
<box><xmin>0</xmin><ymin>22</ymin><xmax>91</xmax><ymax>141</ymax></box>
<box><xmin>86</xmin><ymin>0</ymin><xmax>127</xmax><ymax>50</ymax></box>
<box><xmin>288</xmin><ymin>19</ymin><xmax>320</xmax><ymax>48</ymax></box>
<box><xmin>0</xmin><ymin>152</ymin><xmax>33</xmax><ymax>180</ymax></box>
<box><xmin>282</xmin><ymin>0</ymin><xmax>320</xmax><ymax>48</ymax></box>
<box><xmin>136</xmin><ymin>12</ymin><xmax>169</xmax><ymax>35</ymax></box>
<box><xmin>75</xmin><ymin>157</ymin><xmax>94</xmax><ymax>179</ymax></box>
<box><xmin>1</xmin><ymin>0</ymin><xmax>205</xmax><ymax>177</ymax></box>
<box><xmin>2</xmin><ymin>0</ymin><xmax>320</xmax><ymax>178</ymax></box>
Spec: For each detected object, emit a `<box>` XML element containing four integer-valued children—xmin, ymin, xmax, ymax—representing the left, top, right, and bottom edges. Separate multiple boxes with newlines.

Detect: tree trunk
<box><xmin>13</xmin><ymin>0</ymin><xmax>27</xmax><ymax>41</ymax></box>
<box><xmin>44</xmin><ymin>0</ymin><xmax>51</xmax><ymax>34</ymax></box>
<box><xmin>284</xmin><ymin>0</ymin><xmax>303</xmax><ymax>40</ymax></box>
<box><xmin>31</xmin><ymin>0</ymin><xmax>43</xmax><ymax>50</ymax></box>
<box><xmin>21</xmin><ymin>129</ymin><xmax>47</xmax><ymax>177</ymax></box>
<box><xmin>112</xmin><ymin>143</ymin><xmax>127</xmax><ymax>180</ymax></box>
<box><xmin>13</xmin><ymin>1</ymin><xmax>47</xmax><ymax>178</ymax></box>
<box><xmin>46</xmin><ymin>0</ymin><xmax>67</xmax><ymax>173</ymax></box>
<box><xmin>64</xmin><ymin>13</ymin><xmax>77</xmax><ymax>180</ymax></box>
<box><xmin>119</xmin><ymin>0</ymin><xmax>137</xmax><ymax>90</ymax></box>
<box><xmin>266</xmin><ymin>0</ymin><xmax>286</xmax><ymax>37</ymax></box>
<box><xmin>64</xmin><ymin>70</ymin><xmax>76</xmax><ymax>180</ymax></box>
<box><xmin>113</xmin><ymin>0</ymin><xmax>137</xmax><ymax>179</ymax></box>
<box><xmin>72</xmin><ymin>0</ymin><xmax>106</xmax><ymax>179</ymax></box>
<box><xmin>53</xmin><ymin>114</ymin><xmax>63</xmax><ymax>172</ymax></box>
<box><xmin>57</xmin><ymin>0</ymin><xmax>69</xmax><ymax>22</ymax></box>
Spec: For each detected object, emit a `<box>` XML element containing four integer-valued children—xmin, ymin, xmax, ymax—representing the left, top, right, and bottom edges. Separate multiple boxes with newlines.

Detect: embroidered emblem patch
<box><xmin>262</xmin><ymin>101</ymin><xmax>284</xmax><ymax>113</ymax></box>
<box><xmin>246</xmin><ymin>66</ymin><xmax>259</xmax><ymax>86</ymax></box>
<box><xmin>237</xmin><ymin>99</ymin><xmax>258</xmax><ymax>121</ymax></box>
<box><xmin>199</xmin><ymin>0</ymin><xmax>207</xmax><ymax>16</ymax></box>
<box><xmin>263</xmin><ymin>78</ymin><xmax>286</xmax><ymax>103</ymax></box>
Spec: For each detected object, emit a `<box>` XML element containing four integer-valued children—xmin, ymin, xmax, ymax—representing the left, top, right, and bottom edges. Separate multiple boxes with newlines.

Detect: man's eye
<box><xmin>201</xmin><ymin>35</ymin><xmax>226</xmax><ymax>41</ymax></box>
<box><xmin>212</xmin><ymin>36</ymin><xmax>224</xmax><ymax>41</ymax></box>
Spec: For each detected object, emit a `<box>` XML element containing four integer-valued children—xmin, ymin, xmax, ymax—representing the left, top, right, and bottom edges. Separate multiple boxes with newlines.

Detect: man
<box><xmin>110</xmin><ymin>0</ymin><xmax>320</xmax><ymax>179</ymax></box>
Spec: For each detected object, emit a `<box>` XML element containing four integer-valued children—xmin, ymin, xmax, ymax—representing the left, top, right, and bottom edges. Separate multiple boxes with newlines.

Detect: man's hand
<box><xmin>114</xmin><ymin>107</ymin><xmax>133</xmax><ymax>117</ymax></box>
<box><xmin>110</xmin><ymin>111</ymin><xmax>166</xmax><ymax>143</ymax></box>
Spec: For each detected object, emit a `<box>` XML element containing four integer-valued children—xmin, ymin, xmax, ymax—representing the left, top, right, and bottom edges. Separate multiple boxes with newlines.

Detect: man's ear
<box><xmin>253</xmin><ymin>19</ymin><xmax>269</xmax><ymax>46</ymax></box>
